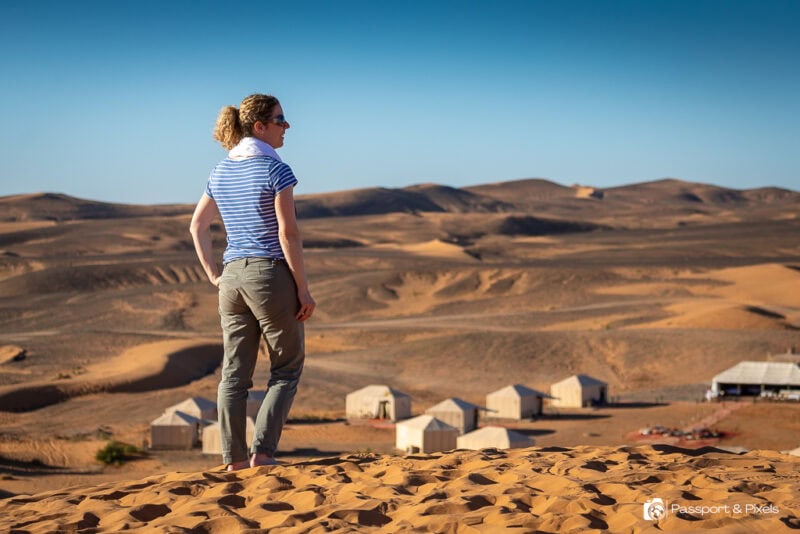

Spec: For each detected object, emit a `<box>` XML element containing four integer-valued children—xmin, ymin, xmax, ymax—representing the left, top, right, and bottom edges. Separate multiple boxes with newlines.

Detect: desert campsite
<box><xmin>1</xmin><ymin>180</ymin><xmax>799</xmax><ymax>531</ymax></box>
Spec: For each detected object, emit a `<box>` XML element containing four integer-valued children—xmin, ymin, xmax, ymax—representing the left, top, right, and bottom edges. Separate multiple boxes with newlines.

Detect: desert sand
<box><xmin>2</xmin><ymin>444</ymin><xmax>799</xmax><ymax>532</ymax></box>
<box><xmin>1</xmin><ymin>179</ymin><xmax>799</xmax><ymax>531</ymax></box>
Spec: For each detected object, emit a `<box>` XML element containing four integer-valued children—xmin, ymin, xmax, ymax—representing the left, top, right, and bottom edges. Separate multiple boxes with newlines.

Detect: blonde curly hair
<box><xmin>213</xmin><ymin>94</ymin><xmax>280</xmax><ymax>150</ymax></box>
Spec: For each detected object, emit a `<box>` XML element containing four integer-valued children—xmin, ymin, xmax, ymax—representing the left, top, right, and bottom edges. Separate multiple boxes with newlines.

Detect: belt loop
<box><xmin>244</xmin><ymin>258</ymin><xmax>250</xmax><ymax>267</ymax></box>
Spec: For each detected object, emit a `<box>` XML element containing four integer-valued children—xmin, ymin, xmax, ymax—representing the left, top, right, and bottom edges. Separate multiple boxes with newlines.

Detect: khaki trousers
<box><xmin>217</xmin><ymin>257</ymin><xmax>304</xmax><ymax>464</ymax></box>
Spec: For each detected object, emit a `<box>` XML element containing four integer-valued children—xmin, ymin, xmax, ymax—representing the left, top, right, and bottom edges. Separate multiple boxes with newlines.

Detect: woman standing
<box><xmin>190</xmin><ymin>94</ymin><xmax>315</xmax><ymax>471</ymax></box>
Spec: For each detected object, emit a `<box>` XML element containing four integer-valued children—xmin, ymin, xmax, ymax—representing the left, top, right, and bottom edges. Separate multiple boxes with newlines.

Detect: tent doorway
<box><xmin>377</xmin><ymin>400</ymin><xmax>390</xmax><ymax>419</ymax></box>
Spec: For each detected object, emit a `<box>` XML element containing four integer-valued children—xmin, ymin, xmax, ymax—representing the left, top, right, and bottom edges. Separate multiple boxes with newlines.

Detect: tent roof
<box><xmin>488</xmin><ymin>384</ymin><xmax>551</xmax><ymax>398</ymax></box>
<box><xmin>552</xmin><ymin>374</ymin><xmax>607</xmax><ymax>388</ymax></box>
<box><xmin>713</xmin><ymin>361</ymin><xmax>800</xmax><ymax>386</ymax></box>
<box><xmin>348</xmin><ymin>384</ymin><xmax>410</xmax><ymax>399</ymax></box>
<box><xmin>397</xmin><ymin>415</ymin><xmax>457</xmax><ymax>431</ymax></box>
<box><xmin>426</xmin><ymin>397</ymin><xmax>480</xmax><ymax>412</ymax></box>
<box><xmin>166</xmin><ymin>396</ymin><xmax>216</xmax><ymax>413</ymax></box>
<box><xmin>151</xmin><ymin>410</ymin><xmax>199</xmax><ymax>426</ymax></box>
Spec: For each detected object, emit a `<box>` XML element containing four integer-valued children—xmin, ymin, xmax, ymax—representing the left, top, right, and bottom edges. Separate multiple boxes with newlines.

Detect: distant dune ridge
<box><xmin>295</xmin><ymin>184</ymin><xmax>514</xmax><ymax>218</ymax></box>
<box><xmin>0</xmin><ymin>176</ymin><xmax>799</xmax><ymax>525</ymax></box>
<box><xmin>0</xmin><ymin>192</ymin><xmax>191</xmax><ymax>222</ymax></box>
<box><xmin>2</xmin><ymin>177</ymin><xmax>798</xmax><ymax>224</ymax></box>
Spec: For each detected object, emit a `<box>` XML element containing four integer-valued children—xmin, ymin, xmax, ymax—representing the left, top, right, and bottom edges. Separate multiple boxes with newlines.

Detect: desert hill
<box><xmin>3</xmin><ymin>178</ymin><xmax>797</xmax><ymax>227</ymax></box>
<box><xmin>0</xmin><ymin>192</ymin><xmax>191</xmax><ymax>222</ymax></box>
<box><xmin>605</xmin><ymin>178</ymin><xmax>751</xmax><ymax>205</ymax></box>
<box><xmin>0</xmin><ymin>176</ymin><xmax>799</xmax><ymax>500</ymax></box>
<box><xmin>270</xmin><ymin>177</ymin><xmax>800</xmax><ymax>228</ymax></box>
<box><xmin>295</xmin><ymin>183</ymin><xmax>513</xmax><ymax>218</ymax></box>
<box><xmin>465</xmin><ymin>178</ymin><xmax>575</xmax><ymax>202</ymax></box>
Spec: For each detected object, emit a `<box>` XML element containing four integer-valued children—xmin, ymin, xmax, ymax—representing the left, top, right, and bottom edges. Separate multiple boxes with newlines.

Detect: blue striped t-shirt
<box><xmin>205</xmin><ymin>156</ymin><xmax>298</xmax><ymax>264</ymax></box>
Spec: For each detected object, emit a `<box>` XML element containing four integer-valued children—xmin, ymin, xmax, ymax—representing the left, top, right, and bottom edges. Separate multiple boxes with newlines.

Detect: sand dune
<box><xmin>636</xmin><ymin>302</ymin><xmax>792</xmax><ymax>330</ymax></box>
<box><xmin>374</xmin><ymin>239</ymin><xmax>478</xmax><ymax>261</ymax></box>
<box><xmin>595</xmin><ymin>263</ymin><xmax>800</xmax><ymax>331</ymax></box>
<box><xmin>0</xmin><ymin>340</ymin><xmax>220</xmax><ymax>412</ymax></box>
<box><xmin>0</xmin><ymin>344</ymin><xmax>26</xmax><ymax>364</ymax></box>
<box><xmin>573</xmin><ymin>185</ymin><xmax>603</xmax><ymax>199</ymax></box>
<box><xmin>1</xmin><ymin>445</ymin><xmax>797</xmax><ymax>532</ymax></box>
<box><xmin>0</xmin><ymin>261</ymin><xmax>208</xmax><ymax>298</ymax></box>
<box><xmin>709</xmin><ymin>264</ymin><xmax>800</xmax><ymax>309</ymax></box>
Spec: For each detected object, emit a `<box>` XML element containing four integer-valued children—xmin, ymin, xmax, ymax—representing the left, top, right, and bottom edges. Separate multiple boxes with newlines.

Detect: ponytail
<box><xmin>213</xmin><ymin>105</ymin><xmax>243</xmax><ymax>150</ymax></box>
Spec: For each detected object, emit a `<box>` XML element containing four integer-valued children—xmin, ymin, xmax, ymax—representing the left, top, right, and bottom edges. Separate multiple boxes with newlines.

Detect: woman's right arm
<box><xmin>189</xmin><ymin>193</ymin><xmax>222</xmax><ymax>287</ymax></box>
<box><xmin>275</xmin><ymin>186</ymin><xmax>316</xmax><ymax>321</ymax></box>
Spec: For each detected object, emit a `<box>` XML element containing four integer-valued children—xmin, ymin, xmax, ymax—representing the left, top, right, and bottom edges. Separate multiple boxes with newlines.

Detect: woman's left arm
<box><xmin>189</xmin><ymin>193</ymin><xmax>222</xmax><ymax>287</ymax></box>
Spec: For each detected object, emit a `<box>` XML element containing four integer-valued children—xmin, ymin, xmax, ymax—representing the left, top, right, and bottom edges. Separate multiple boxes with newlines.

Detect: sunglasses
<box><xmin>270</xmin><ymin>114</ymin><xmax>289</xmax><ymax>127</ymax></box>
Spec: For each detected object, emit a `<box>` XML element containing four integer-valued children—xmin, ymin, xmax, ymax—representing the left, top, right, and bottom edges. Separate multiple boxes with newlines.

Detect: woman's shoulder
<box><xmin>260</xmin><ymin>158</ymin><xmax>294</xmax><ymax>176</ymax></box>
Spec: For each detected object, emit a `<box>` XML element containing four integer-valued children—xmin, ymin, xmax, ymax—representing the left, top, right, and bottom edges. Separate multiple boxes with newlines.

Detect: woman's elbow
<box><xmin>279</xmin><ymin>227</ymin><xmax>300</xmax><ymax>242</ymax></box>
<box><xmin>189</xmin><ymin>218</ymin><xmax>206</xmax><ymax>237</ymax></box>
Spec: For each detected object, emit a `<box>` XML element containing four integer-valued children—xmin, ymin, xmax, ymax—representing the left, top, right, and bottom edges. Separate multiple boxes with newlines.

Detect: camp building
<box><xmin>711</xmin><ymin>361</ymin><xmax>800</xmax><ymax>397</ymax></box>
<box><xmin>425</xmin><ymin>398</ymin><xmax>480</xmax><ymax>434</ymax></box>
<box><xmin>396</xmin><ymin>415</ymin><xmax>458</xmax><ymax>454</ymax></box>
<box><xmin>550</xmin><ymin>375</ymin><xmax>608</xmax><ymax>408</ymax></box>
<box><xmin>346</xmin><ymin>385</ymin><xmax>412</xmax><ymax>421</ymax></box>
<box><xmin>486</xmin><ymin>384</ymin><xmax>550</xmax><ymax>419</ymax></box>
<box><xmin>150</xmin><ymin>411</ymin><xmax>201</xmax><ymax>450</ymax></box>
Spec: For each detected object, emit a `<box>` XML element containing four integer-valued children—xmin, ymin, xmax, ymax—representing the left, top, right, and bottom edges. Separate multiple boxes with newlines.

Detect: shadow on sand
<box><xmin>601</xmin><ymin>402</ymin><xmax>669</xmax><ymax>409</ymax></box>
<box><xmin>0</xmin><ymin>454</ymin><xmax>103</xmax><ymax>479</ymax></box>
<box><xmin>280</xmin><ymin>448</ymin><xmax>347</xmax><ymax>460</ymax></box>
<box><xmin>651</xmin><ymin>444</ymin><xmax>739</xmax><ymax>456</ymax></box>
<box><xmin>286</xmin><ymin>417</ymin><xmax>346</xmax><ymax>425</ymax></box>
<box><xmin>0</xmin><ymin>455</ymin><xmax>66</xmax><ymax>477</ymax></box>
<box><xmin>512</xmin><ymin>428</ymin><xmax>556</xmax><ymax>437</ymax></box>
<box><xmin>539</xmin><ymin>413</ymin><xmax>611</xmax><ymax>421</ymax></box>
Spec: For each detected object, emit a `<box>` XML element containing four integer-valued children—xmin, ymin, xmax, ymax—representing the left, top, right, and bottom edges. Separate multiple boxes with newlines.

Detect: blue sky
<box><xmin>1</xmin><ymin>0</ymin><xmax>798</xmax><ymax>204</ymax></box>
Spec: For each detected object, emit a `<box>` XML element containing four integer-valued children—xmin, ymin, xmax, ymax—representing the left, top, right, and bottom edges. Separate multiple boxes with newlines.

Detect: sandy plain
<box><xmin>0</xmin><ymin>179</ymin><xmax>799</xmax><ymax>532</ymax></box>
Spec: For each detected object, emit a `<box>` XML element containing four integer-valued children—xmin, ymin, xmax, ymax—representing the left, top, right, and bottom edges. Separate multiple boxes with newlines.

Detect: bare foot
<box><xmin>226</xmin><ymin>460</ymin><xmax>249</xmax><ymax>471</ymax></box>
<box><xmin>250</xmin><ymin>453</ymin><xmax>278</xmax><ymax>467</ymax></box>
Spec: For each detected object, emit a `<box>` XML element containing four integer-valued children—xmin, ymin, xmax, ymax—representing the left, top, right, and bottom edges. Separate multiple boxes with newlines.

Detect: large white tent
<box><xmin>202</xmin><ymin>417</ymin><xmax>256</xmax><ymax>455</ymax></box>
<box><xmin>165</xmin><ymin>396</ymin><xmax>217</xmax><ymax>421</ymax></box>
<box><xmin>150</xmin><ymin>411</ymin><xmax>200</xmax><ymax>450</ymax></box>
<box><xmin>486</xmin><ymin>384</ymin><xmax>550</xmax><ymax>419</ymax></box>
<box><xmin>425</xmin><ymin>398</ymin><xmax>480</xmax><ymax>434</ymax></box>
<box><xmin>396</xmin><ymin>415</ymin><xmax>458</xmax><ymax>454</ymax></box>
<box><xmin>346</xmin><ymin>384</ymin><xmax>411</xmax><ymax>421</ymax></box>
<box><xmin>711</xmin><ymin>361</ymin><xmax>800</xmax><ymax>396</ymax></box>
<box><xmin>457</xmin><ymin>426</ymin><xmax>533</xmax><ymax>450</ymax></box>
<box><xmin>550</xmin><ymin>375</ymin><xmax>608</xmax><ymax>408</ymax></box>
